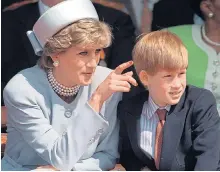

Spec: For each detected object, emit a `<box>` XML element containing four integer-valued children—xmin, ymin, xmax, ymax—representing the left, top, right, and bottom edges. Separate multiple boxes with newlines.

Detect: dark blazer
<box><xmin>1</xmin><ymin>1</ymin><xmax>135</xmax><ymax>105</ymax></box>
<box><xmin>151</xmin><ymin>0</ymin><xmax>194</xmax><ymax>31</ymax></box>
<box><xmin>118</xmin><ymin>85</ymin><xmax>220</xmax><ymax>170</ymax></box>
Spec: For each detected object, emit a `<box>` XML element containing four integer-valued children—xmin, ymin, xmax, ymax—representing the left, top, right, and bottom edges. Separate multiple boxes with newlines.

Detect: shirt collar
<box><xmin>38</xmin><ymin>0</ymin><xmax>50</xmax><ymax>15</ymax></box>
<box><xmin>146</xmin><ymin>96</ymin><xmax>171</xmax><ymax>119</ymax></box>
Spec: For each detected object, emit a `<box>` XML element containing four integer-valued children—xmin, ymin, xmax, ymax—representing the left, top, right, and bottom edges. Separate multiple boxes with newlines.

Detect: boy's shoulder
<box><xmin>180</xmin><ymin>85</ymin><xmax>218</xmax><ymax>118</ymax></box>
<box><xmin>184</xmin><ymin>85</ymin><xmax>214</xmax><ymax>102</ymax></box>
<box><xmin>117</xmin><ymin>87</ymin><xmax>148</xmax><ymax>119</ymax></box>
<box><xmin>120</xmin><ymin>87</ymin><xmax>147</xmax><ymax>104</ymax></box>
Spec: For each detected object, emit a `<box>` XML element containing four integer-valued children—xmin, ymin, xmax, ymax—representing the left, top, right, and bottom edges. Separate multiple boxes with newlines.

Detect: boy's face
<box><xmin>140</xmin><ymin>68</ymin><xmax>187</xmax><ymax>107</ymax></box>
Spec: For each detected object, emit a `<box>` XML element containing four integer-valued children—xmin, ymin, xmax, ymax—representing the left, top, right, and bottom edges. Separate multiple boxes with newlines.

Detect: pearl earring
<box><xmin>53</xmin><ymin>61</ymin><xmax>59</xmax><ymax>67</ymax></box>
<box><xmin>208</xmin><ymin>12</ymin><xmax>214</xmax><ymax>18</ymax></box>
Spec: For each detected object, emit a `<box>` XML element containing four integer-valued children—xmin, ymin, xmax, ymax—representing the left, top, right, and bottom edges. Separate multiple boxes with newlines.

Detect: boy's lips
<box><xmin>82</xmin><ymin>70</ymin><xmax>94</xmax><ymax>74</ymax></box>
<box><xmin>169</xmin><ymin>90</ymin><xmax>182</xmax><ymax>96</ymax></box>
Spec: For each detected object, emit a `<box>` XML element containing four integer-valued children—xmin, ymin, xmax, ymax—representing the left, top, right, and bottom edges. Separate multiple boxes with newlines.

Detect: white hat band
<box><xmin>27</xmin><ymin>0</ymin><xmax>99</xmax><ymax>56</ymax></box>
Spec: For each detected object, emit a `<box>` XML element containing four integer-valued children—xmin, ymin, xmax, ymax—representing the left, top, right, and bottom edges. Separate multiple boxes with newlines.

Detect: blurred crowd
<box><xmin>1</xmin><ymin>0</ymin><xmax>201</xmax><ymax>34</ymax></box>
<box><xmin>1</xmin><ymin>0</ymin><xmax>220</xmax><ymax>113</ymax></box>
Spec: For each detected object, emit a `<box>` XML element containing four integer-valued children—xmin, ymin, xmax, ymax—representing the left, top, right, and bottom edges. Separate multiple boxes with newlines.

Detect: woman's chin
<box><xmin>78</xmin><ymin>74</ymin><xmax>94</xmax><ymax>86</ymax></box>
<box><xmin>79</xmin><ymin>79</ymin><xmax>93</xmax><ymax>86</ymax></box>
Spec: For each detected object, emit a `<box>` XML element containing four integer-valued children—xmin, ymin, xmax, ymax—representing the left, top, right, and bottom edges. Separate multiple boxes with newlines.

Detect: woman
<box><xmin>167</xmin><ymin>0</ymin><xmax>220</xmax><ymax>113</ymax></box>
<box><xmin>1</xmin><ymin>0</ymin><xmax>137</xmax><ymax>170</ymax></box>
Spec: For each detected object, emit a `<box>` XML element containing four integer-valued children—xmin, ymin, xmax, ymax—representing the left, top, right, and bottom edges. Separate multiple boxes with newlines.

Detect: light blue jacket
<box><xmin>2</xmin><ymin>65</ymin><xmax>121</xmax><ymax>171</ymax></box>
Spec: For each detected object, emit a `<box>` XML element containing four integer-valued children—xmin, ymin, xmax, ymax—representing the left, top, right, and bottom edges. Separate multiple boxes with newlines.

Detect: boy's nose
<box><xmin>172</xmin><ymin>78</ymin><xmax>182</xmax><ymax>88</ymax></box>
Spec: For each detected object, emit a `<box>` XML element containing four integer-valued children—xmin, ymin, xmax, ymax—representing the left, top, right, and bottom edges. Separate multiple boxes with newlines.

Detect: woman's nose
<box><xmin>87</xmin><ymin>58</ymin><xmax>98</xmax><ymax>68</ymax></box>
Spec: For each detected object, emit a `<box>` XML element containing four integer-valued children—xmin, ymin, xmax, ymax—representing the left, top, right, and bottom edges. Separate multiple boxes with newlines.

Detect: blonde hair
<box><xmin>38</xmin><ymin>18</ymin><xmax>112</xmax><ymax>69</ymax></box>
<box><xmin>133</xmin><ymin>30</ymin><xmax>188</xmax><ymax>76</ymax></box>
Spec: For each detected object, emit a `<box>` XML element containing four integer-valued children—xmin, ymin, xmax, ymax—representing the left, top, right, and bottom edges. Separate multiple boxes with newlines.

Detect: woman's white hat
<box><xmin>27</xmin><ymin>0</ymin><xmax>99</xmax><ymax>56</ymax></box>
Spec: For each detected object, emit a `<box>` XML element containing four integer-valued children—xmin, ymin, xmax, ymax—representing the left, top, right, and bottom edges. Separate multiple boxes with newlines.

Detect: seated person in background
<box><xmin>127</xmin><ymin>0</ymin><xmax>194</xmax><ymax>33</ymax></box>
<box><xmin>1</xmin><ymin>0</ymin><xmax>136</xmax><ymax>106</ymax></box>
<box><xmin>118</xmin><ymin>31</ymin><xmax>220</xmax><ymax>170</ymax></box>
<box><xmin>2</xmin><ymin>0</ymin><xmax>137</xmax><ymax>170</ymax></box>
<box><xmin>167</xmin><ymin>0</ymin><xmax>220</xmax><ymax>114</ymax></box>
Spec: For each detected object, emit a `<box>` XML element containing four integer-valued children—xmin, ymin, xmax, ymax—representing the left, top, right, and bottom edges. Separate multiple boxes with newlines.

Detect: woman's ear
<box><xmin>139</xmin><ymin>70</ymin><xmax>149</xmax><ymax>87</ymax></box>
<box><xmin>50</xmin><ymin>54</ymin><xmax>59</xmax><ymax>63</ymax></box>
<box><xmin>50</xmin><ymin>54</ymin><xmax>60</xmax><ymax>67</ymax></box>
<box><xmin>200</xmin><ymin>0</ymin><xmax>214</xmax><ymax>18</ymax></box>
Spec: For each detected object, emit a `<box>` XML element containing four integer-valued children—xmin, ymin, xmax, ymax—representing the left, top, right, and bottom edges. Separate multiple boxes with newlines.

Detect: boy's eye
<box><xmin>164</xmin><ymin>75</ymin><xmax>172</xmax><ymax>78</ymax></box>
<box><xmin>180</xmin><ymin>72</ymin><xmax>186</xmax><ymax>75</ymax></box>
<box><xmin>95</xmin><ymin>49</ymin><xmax>101</xmax><ymax>54</ymax></box>
<box><xmin>79</xmin><ymin>51</ymin><xmax>88</xmax><ymax>56</ymax></box>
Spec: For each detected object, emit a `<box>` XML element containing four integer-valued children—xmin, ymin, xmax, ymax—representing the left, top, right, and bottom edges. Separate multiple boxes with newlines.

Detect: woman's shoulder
<box><xmin>167</xmin><ymin>24</ymin><xmax>203</xmax><ymax>36</ymax></box>
<box><xmin>3</xmin><ymin>66</ymin><xmax>47</xmax><ymax>101</ymax></box>
<box><xmin>167</xmin><ymin>24</ymin><xmax>194</xmax><ymax>36</ymax></box>
<box><xmin>5</xmin><ymin>65</ymin><xmax>45</xmax><ymax>86</ymax></box>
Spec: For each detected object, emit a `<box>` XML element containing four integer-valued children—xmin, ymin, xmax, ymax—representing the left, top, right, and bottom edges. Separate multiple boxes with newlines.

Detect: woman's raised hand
<box><xmin>89</xmin><ymin>61</ymin><xmax>138</xmax><ymax>112</ymax></box>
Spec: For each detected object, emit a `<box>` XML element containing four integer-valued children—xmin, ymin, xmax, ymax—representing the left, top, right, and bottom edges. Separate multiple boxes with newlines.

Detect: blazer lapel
<box><xmin>121</xmin><ymin>91</ymin><xmax>154</xmax><ymax>164</ymax></box>
<box><xmin>159</xmin><ymin>91</ymin><xmax>188</xmax><ymax>170</ymax></box>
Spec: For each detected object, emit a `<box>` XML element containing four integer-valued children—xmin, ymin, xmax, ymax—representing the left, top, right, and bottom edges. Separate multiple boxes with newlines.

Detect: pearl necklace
<box><xmin>202</xmin><ymin>25</ymin><xmax>220</xmax><ymax>46</ymax></box>
<box><xmin>47</xmin><ymin>69</ymin><xmax>80</xmax><ymax>97</ymax></box>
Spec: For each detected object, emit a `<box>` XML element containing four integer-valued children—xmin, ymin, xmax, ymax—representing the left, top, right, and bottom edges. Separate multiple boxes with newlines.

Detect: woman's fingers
<box><xmin>114</xmin><ymin>61</ymin><xmax>133</xmax><ymax>74</ymax></box>
<box><xmin>123</xmin><ymin>71</ymin><xmax>133</xmax><ymax>76</ymax></box>
<box><xmin>122</xmin><ymin>71</ymin><xmax>138</xmax><ymax>86</ymax></box>
<box><xmin>110</xmin><ymin>80</ymin><xmax>131</xmax><ymax>89</ymax></box>
<box><xmin>109</xmin><ymin>85</ymin><xmax>131</xmax><ymax>92</ymax></box>
<box><xmin>113</xmin><ymin>74</ymin><xmax>138</xmax><ymax>87</ymax></box>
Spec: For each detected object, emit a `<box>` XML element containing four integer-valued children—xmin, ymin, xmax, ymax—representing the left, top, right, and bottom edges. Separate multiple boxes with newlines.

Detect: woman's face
<box><xmin>212</xmin><ymin>0</ymin><xmax>220</xmax><ymax>23</ymax></box>
<box><xmin>53</xmin><ymin>44</ymin><xmax>102</xmax><ymax>86</ymax></box>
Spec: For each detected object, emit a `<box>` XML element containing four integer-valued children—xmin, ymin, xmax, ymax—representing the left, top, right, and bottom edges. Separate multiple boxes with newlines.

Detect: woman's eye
<box><xmin>95</xmin><ymin>49</ymin><xmax>101</xmax><ymax>54</ymax></box>
<box><xmin>79</xmin><ymin>52</ymin><xmax>88</xmax><ymax>56</ymax></box>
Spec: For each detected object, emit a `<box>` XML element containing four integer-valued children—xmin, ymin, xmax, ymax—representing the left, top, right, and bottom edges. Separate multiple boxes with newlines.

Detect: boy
<box><xmin>118</xmin><ymin>31</ymin><xmax>220</xmax><ymax>170</ymax></box>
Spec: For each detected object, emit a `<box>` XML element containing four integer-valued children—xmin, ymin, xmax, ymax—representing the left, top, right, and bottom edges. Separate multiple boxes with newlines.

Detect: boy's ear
<box><xmin>139</xmin><ymin>70</ymin><xmax>149</xmax><ymax>87</ymax></box>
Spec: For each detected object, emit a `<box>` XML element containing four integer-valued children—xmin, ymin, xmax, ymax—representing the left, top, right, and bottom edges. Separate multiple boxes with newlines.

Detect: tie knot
<box><xmin>156</xmin><ymin>109</ymin><xmax>167</xmax><ymax>121</ymax></box>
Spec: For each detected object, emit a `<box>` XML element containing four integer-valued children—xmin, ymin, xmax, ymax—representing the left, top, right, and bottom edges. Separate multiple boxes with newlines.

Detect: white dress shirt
<box><xmin>140</xmin><ymin>96</ymin><xmax>170</xmax><ymax>158</ymax></box>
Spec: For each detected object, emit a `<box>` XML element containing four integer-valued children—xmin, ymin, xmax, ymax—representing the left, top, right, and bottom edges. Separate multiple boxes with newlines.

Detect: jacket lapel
<box><xmin>159</xmin><ymin>91</ymin><xmax>188</xmax><ymax>170</ymax></box>
<box><xmin>121</xmin><ymin>91</ymin><xmax>155</xmax><ymax>165</ymax></box>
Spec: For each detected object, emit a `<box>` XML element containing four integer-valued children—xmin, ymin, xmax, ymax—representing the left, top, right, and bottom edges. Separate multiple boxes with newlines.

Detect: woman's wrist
<box><xmin>88</xmin><ymin>93</ymin><xmax>105</xmax><ymax>113</ymax></box>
